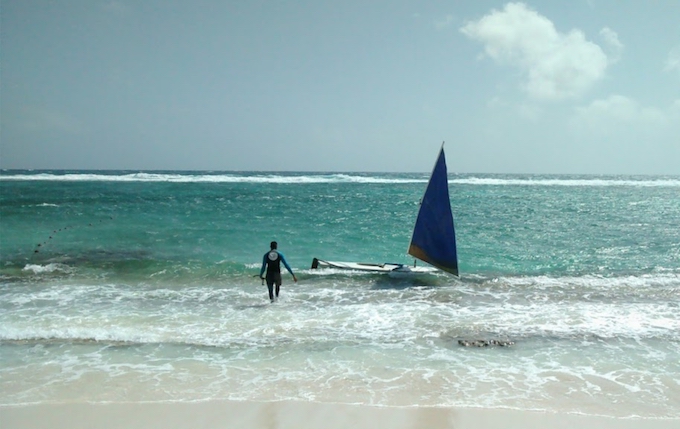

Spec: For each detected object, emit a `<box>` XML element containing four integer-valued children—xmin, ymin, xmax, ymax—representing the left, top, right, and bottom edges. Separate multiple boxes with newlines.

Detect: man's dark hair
<box><xmin>270</xmin><ymin>241</ymin><xmax>278</xmax><ymax>249</ymax></box>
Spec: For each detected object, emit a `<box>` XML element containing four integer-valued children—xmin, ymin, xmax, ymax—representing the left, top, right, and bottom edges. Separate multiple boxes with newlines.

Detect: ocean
<box><xmin>1</xmin><ymin>170</ymin><xmax>679</xmax><ymax>418</ymax></box>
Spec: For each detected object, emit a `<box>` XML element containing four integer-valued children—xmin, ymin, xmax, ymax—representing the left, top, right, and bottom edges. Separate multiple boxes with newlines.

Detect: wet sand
<box><xmin>3</xmin><ymin>400</ymin><xmax>678</xmax><ymax>429</ymax></box>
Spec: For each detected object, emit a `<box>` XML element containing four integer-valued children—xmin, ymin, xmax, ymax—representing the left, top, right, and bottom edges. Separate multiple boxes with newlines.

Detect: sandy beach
<box><xmin>3</xmin><ymin>400</ymin><xmax>679</xmax><ymax>429</ymax></box>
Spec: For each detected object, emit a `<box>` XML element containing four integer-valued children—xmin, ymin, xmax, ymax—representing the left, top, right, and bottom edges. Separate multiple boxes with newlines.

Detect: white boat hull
<box><xmin>310</xmin><ymin>258</ymin><xmax>438</xmax><ymax>276</ymax></box>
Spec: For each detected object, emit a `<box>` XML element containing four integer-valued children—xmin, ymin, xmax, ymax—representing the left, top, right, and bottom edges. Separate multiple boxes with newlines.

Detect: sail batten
<box><xmin>407</xmin><ymin>145</ymin><xmax>459</xmax><ymax>276</ymax></box>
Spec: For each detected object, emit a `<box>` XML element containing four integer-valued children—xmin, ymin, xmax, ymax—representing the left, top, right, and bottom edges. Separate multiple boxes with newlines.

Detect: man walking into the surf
<box><xmin>259</xmin><ymin>241</ymin><xmax>297</xmax><ymax>302</ymax></box>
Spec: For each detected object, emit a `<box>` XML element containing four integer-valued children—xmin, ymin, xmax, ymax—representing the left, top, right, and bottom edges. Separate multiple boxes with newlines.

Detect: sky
<box><xmin>1</xmin><ymin>0</ymin><xmax>679</xmax><ymax>174</ymax></box>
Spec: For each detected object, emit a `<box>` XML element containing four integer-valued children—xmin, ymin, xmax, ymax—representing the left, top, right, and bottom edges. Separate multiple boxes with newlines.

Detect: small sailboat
<box><xmin>406</xmin><ymin>143</ymin><xmax>459</xmax><ymax>275</ymax></box>
<box><xmin>311</xmin><ymin>143</ymin><xmax>459</xmax><ymax>277</ymax></box>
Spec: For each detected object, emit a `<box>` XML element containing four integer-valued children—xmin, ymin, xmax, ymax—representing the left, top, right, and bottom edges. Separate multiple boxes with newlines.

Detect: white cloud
<box><xmin>664</xmin><ymin>45</ymin><xmax>680</xmax><ymax>73</ymax></box>
<box><xmin>460</xmin><ymin>2</ymin><xmax>616</xmax><ymax>101</ymax></box>
<box><xmin>670</xmin><ymin>99</ymin><xmax>680</xmax><ymax>122</ymax></box>
<box><xmin>435</xmin><ymin>14</ymin><xmax>455</xmax><ymax>30</ymax></box>
<box><xmin>572</xmin><ymin>95</ymin><xmax>670</xmax><ymax>134</ymax></box>
<box><xmin>599</xmin><ymin>27</ymin><xmax>623</xmax><ymax>63</ymax></box>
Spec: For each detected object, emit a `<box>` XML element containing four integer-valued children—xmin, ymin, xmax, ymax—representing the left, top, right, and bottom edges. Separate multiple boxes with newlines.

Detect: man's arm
<box><xmin>259</xmin><ymin>254</ymin><xmax>267</xmax><ymax>278</ymax></box>
<box><xmin>279</xmin><ymin>253</ymin><xmax>298</xmax><ymax>281</ymax></box>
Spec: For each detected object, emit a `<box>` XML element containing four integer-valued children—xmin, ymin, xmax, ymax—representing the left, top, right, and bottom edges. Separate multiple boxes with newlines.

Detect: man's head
<box><xmin>270</xmin><ymin>241</ymin><xmax>278</xmax><ymax>250</ymax></box>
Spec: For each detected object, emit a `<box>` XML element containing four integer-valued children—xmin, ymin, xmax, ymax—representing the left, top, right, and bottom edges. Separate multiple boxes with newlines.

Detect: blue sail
<box><xmin>407</xmin><ymin>146</ymin><xmax>459</xmax><ymax>276</ymax></box>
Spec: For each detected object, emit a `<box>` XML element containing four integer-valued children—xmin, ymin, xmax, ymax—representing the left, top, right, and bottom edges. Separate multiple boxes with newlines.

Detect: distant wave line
<box><xmin>2</xmin><ymin>172</ymin><xmax>679</xmax><ymax>187</ymax></box>
<box><xmin>0</xmin><ymin>172</ymin><xmax>424</xmax><ymax>184</ymax></box>
<box><xmin>453</xmin><ymin>177</ymin><xmax>680</xmax><ymax>187</ymax></box>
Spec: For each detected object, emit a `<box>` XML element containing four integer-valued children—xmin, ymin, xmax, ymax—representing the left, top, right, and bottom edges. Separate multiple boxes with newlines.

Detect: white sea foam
<box><xmin>499</xmin><ymin>273</ymin><xmax>680</xmax><ymax>289</ymax></box>
<box><xmin>0</xmin><ymin>172</ymin><xmax>424</xmax><ymax>184</ymax></box>
<box><xmin>2</xmin><ymin>172</ymin><xmax>679</xmax><ymax>186</ymax></box>
<box><xmin>21</xmin><ymin>263</ymin><xmax>70</xmax><ymax>274</ymax></box>
<box><xmin>452</xmin><ymin>177</ymin><xmax>680</xmax><ymax>187</ymax></box>
<box><xmin>2</xmin><ymin>275</ymin><xmax>679</xmax><ymax>416</ymax></box>
<box><xmin>2</xmin><ymin>278</ymin><xmax>677</xmax><ymax>345</ymax></box>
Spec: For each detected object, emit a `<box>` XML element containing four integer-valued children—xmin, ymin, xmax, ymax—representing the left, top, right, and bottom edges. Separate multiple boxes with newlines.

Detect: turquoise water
<box><xmin>1</xmin><ymin>171</ymin><xmax>679</xmax><ymax>417</ymax></box>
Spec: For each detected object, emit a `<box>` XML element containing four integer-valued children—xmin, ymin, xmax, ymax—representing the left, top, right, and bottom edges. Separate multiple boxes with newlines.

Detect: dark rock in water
<box><xmin>458</xmin><ymin>339</ymin><xmax>515</xmax><ymax>347</ymax></box>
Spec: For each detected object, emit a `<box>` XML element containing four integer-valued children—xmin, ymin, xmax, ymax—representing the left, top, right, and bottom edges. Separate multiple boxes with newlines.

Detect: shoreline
<box><xmin>3</xmin><ymin>400</ymin><xmax>679</xmax><ymax>429</ymax></box>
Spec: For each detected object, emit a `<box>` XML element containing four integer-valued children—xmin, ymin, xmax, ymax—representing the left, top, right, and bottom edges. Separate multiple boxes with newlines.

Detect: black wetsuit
<box><xmin>260</xmin><ymin>250</ymin><xmax>294</xmax><ymax>301</ymax></box>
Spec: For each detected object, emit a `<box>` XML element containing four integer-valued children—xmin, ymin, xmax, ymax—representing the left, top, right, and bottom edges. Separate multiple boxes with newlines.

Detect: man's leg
<box><xmin>266</xmin><ymin>279</ymin><xmax>275</xmax><ymax>301</ymax></box>
<box><xmin>275</xmin><ymin>274</ymin><xmax>282</xmax><ymax>298</ymax></box>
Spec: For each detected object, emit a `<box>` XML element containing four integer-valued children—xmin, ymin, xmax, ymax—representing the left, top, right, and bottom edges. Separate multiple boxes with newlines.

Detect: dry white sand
<box><xmin>3</xmin><ymin>400</ymin><xmax>678</xmax><ymax>429</ymax></box>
